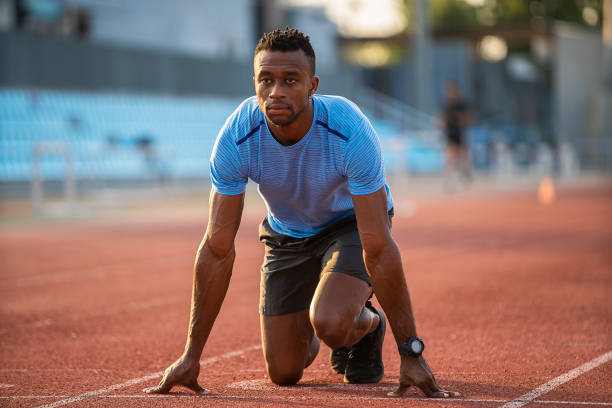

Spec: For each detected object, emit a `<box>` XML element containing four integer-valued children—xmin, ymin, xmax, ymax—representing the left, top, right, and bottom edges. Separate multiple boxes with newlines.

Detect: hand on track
<box><xmin>143</xmin><ymin>355</ymin><xmax>209</xmax><ymax>395</ymax></box>
<box><xmin>387</xmin><ymin>355</ymin><xmax>459</xmax><ymax>398</ymax></box>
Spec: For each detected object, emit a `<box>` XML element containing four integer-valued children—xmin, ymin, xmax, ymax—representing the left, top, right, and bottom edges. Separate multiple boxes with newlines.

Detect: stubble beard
<box><xmin>266</xmin><ymin>98</ymin><xmax>309</xmax><ymax>127</ymax></box>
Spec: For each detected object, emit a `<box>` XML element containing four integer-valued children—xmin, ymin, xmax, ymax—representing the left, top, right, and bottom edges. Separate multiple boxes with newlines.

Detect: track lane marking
<box><xmin>3</xmin><ymin>394</ymin><xmax>611</xmax><ymax>406</ymax></box>
<box><xmin>226</xmin><ymin>378</ymin><xmax>391</xmax><ymax>392</ymax></box>
<box><xmin>0</xmin><ymin>296</ymin><xmax>185</xmax><ymax>334</ymax></box>
<box><xmin>499</xmin><ymin>350</ymin><xmax>612</xmax><ymax>408</ymax></box>
<box><xmin>33</xmin><ymin>344</ymin><xmax>261</xmax><ymax>408</ymax></box>
<box><xmin>0</xmin><ymin>255</ymin><xmax>189</xmax><ymax>290</ymax></box>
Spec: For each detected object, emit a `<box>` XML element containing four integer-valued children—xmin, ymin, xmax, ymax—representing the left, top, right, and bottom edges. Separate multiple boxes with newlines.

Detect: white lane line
<box><xmin>0</xmin><ymin>296</ymin><xmax>185</xmax><ymax>334</ymax></box>
<box><xmin>2</xmin><ymin>395</ymin><xmax>610</xmax><ymax>406</ymax></box>
<box><xmin>1</xmin><ymin>255</ymin><xmax>188</xmax><ymax>290</ymax></box>
<box><xmin>227</xmin><ymin>378</ymin><xmax>393</xmax><ymax>392</ymax></box>
<box><xmin>33</xmin><ymin>344</ymin><xmax>261</xmax><ymax>408</ymax></box>
<box><xmin>0</xmin><ymin>319</ymin><xmax>53</xmax><ymax>334</ymax></box>
<box><xmin>499</xmin><ymin>350</ymin><xmax>612</xmax><ymax>408</ymax></box>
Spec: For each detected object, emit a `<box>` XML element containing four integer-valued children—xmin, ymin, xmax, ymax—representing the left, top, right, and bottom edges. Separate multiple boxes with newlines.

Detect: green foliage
<box><xmin>429</xmin><ymin>0</ymin><xmax>480</xmax><ymax>31</ymax></box>
<box><xmin>403</xmin><ymin>0</ymin><xmax>603</xmax><ymax>31</ymax></box>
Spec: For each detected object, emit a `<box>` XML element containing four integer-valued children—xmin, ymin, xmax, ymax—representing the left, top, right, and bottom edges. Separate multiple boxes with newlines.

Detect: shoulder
<box><xmin>314</xmin><ymin>95</ymin><xmax>371</xmax><ymax>140</ymax></box>
<box><xmin>316</xmin><ymin>95</ymin><xmax>366</xmax><ymax>121</ymax></box>
<box><xmin>221</xmin><ymin>96</ymin><xmax>264</xmax><ymax>144</ymax></box>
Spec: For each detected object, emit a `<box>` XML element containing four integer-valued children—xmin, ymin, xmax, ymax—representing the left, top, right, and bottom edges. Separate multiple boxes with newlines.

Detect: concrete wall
<box><xmin>0</xmin><ymin>31</ymin><xmax>254</xmax><ymax>97</ymax></box>
<box><xmin>554</xmin><ymin>23</ymin><xmax>602</xmax><ymax>142</ymax></box>
<box><xmin>553</xmin><ymin>22</ymin><xmax>612</xmax><ymax>169</ymax></box>
<box><xmin>288</xmin><ymin>6</ymin><xmax>339</xmax><ymax>73</ymax></box>
<box><xmin>66</xmin><ymin>0</ymin><xmax>256</xmax><ymax>61</ymax></box>
<box><xmin>0</xmin><ymin>30</ymin><xmax>358</xmax><ymax>99</ymax></box>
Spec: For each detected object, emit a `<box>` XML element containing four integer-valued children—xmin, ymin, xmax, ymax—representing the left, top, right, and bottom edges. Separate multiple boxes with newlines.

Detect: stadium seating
<box><xmin>0</xmin><ymin>89</ymin><xmax>443</xmax><ymax>183</ymax></box>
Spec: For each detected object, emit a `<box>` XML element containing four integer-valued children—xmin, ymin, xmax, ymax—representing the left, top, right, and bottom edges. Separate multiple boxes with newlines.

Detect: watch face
<box><xmin>399</xmin><ymin>337</ymin><xmax>424</xmax><ymax>356</ymax></box>
<box><xmin>411</xmin><ymin>340</ymin><xmax>423</xmax><ymax>354</ymax></box>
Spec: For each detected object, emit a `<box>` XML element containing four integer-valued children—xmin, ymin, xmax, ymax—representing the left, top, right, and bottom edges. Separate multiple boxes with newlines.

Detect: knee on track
<box><xmin>265</xmin><ymin>359</ymin><xmax>304</xmax><ymax>386</ymax></box>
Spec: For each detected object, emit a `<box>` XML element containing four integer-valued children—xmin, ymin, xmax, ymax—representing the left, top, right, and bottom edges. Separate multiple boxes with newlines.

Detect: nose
<box><xmin>269</xmin><ymin>81</ymin><xmax>286</xmax><ymax>99</ymax></box>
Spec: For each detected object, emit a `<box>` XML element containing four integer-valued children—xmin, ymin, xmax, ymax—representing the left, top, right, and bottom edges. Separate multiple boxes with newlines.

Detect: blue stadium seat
<box><xmin>0</xmin><ymin>89</ymin><xmax>442</xmax><ymax>181</ymax></box>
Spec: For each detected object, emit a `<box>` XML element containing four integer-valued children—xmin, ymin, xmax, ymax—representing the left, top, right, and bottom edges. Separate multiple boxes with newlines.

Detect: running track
<box><xmin>1</xmin><ymin>181</ymin><xmax>611</xmax><ymax>407</ymax></box>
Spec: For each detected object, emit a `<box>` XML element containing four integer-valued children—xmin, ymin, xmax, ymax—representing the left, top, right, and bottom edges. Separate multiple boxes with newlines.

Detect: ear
<box><xmin>309</xmin><ymin>76</ymin><xmax>320</xmax><ymax>98</ymax></box>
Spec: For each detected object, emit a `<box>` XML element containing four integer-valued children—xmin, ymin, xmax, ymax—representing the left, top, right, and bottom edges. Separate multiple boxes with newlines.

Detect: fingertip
<box><xmin>442</xmin><ymin>391</ymin><xmax>460</xmax><ymax>398</ymax></box>
<box><xmin>188</xmin><ymin>380</ymin><xmax>210</xmax><ymax>395</ymax></box>
<box><xmin>192</xmin><ymin>385</ymin><xmax>210</xmax><ymax>395</ymax></box>
<box><xmin>430</xmin><ymin>390</ymin><xmax>460</xmax><ymax>399</ymax></box>
<box><xmin>387</xmin><ymin>385</ymin><xmax>410</xmax><ymax>398</ymax></box>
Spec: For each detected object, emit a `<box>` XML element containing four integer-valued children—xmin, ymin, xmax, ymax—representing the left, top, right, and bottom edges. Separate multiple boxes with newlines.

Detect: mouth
<box><xmin>267</xmin><ymin>104</ymin><xmax>291</xmax><ymax>115</ymax></box>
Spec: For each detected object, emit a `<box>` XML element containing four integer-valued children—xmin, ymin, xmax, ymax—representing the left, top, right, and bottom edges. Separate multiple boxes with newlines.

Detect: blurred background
<box><xmin>0</xmin><ymin>0</ymin><xmax>610</xmax><ymax>217</ymax></box>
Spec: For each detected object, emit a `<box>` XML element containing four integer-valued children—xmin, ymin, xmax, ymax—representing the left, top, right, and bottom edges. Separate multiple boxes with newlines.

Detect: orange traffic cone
<box><xmin>538</xmin><ymin>177</ymin><xmax>555</xmax><ymax>205</ymax></box>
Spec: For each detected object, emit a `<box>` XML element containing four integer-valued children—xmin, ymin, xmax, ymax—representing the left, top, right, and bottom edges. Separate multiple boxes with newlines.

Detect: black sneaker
<box><xmin>343</xmin><ymin>301</ymin><xmax>386</xmax><ymax>384</ymax></box>
<box><xmin>330</xmin><ymin>347</ymin><xmax>350</xmax><ymax>374</ymax></box>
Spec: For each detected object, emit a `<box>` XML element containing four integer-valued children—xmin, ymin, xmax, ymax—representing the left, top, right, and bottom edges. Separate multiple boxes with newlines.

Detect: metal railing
<box><xmin>354</xmin><ymin>87</ymin><xmax>442</xmax><ymax>145</ymax></box>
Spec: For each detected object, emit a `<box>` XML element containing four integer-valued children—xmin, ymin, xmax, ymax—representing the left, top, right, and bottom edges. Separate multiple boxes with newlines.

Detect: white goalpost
<box><xmin>31</xmin><ymin>142</ymin><xmax>77</xmax><ymax>216</ymax></box>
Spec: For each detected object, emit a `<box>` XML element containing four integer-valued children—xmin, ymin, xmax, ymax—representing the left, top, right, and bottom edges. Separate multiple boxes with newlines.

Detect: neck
<box><xmin>267</xmin><ymin>100</ymin><xmax>314</xmax><ymax>146</ymax></box>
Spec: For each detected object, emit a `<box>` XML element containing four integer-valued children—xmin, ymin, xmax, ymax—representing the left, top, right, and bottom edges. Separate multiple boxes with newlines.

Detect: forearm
<box><xmin>352</xmin><ymin>188</ymin><xmax>418</xmax><ymax>346</ymax></box>
<box><xmin>183</xmin><ymin>241</ymin><xmax>235</xmax><ymax>359</ymax></box>
<box><xmin>364</xmin><ymin>239</ymin><xmax>417</xmax><ymax>346</ymax></box>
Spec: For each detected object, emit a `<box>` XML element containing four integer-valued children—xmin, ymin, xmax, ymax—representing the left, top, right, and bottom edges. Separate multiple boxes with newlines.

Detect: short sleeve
<box><xmin>344</xmin><ymin>118</ymin><xmax>386</xmax><ymax>195</ymax></box>
<box><xmin>210</xmin><ymin>125</ymin><xmax>247</xmax><ymax>195</ymax></box>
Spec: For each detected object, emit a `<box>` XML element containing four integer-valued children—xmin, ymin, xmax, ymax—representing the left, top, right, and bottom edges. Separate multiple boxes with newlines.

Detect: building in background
<box><xmin>0</xmin><ymin>0</ymin><xmax>609</xmax><ymax>203</ymax></box>
<box><xmin>66</xmin><ymin>0</ymin><xmax>255</xmax><ymax>60</ymax></box>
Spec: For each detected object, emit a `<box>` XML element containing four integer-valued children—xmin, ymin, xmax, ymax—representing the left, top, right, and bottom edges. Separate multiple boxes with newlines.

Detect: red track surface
<box><xmin>1</xmin><ymin>182</ymin><xmax>611</xmax><ymax>407</ymax></box>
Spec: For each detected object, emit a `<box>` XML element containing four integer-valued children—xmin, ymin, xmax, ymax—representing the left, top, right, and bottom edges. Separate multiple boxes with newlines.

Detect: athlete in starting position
<box><xmin>144</xmin><ymin>28</ymin><xmax>459</xmax><ymax>399</ymax></box>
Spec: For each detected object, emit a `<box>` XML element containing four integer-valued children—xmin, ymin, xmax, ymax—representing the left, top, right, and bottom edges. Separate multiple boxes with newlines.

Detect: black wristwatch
<box><xmin>398</xmin><ymin>336</ymin><xmax>425</xmax><ymax>357</ymax></box>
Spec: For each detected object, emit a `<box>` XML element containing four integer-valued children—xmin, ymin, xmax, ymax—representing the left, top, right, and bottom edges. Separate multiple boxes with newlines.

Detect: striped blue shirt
<box><xmin>210</xmin><ymin>94</ymin><xmax>393</xmax><ymax>238</ymax></box>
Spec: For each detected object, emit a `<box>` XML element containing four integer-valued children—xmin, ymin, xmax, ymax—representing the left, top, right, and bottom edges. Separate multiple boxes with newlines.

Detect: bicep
<box><xmin>351</xmin><ymin>187</ymin><xmax>391</xmax><ymax>256</ymax></box>
<box><xmin>203</xmin><ymin>191</ymin><xmax>245</xmax><ymax>257</ymax></box>
<box><xmin>344</xmin><ymin>120</ymin><xmax>386</xmax><ymax>195</ymax></box>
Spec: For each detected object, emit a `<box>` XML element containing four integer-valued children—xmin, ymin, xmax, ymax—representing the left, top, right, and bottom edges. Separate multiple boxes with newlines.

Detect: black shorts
<box><xmin>258</xmin><ymin>211</ymin><xmax>392</xmax><ymax>316</ymax></box>
<box><xmin>446</xmin><ymin>129</ymin><xmax>465</xmax><ymax>147</ymax></box>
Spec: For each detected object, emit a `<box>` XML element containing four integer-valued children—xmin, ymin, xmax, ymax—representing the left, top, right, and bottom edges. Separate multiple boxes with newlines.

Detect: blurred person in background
<box><xmin>144</xmin><ymin>28</ymin><xmax>458</xmax><ymax>399</ymax></box>
<box><xmin>438</xmin><ymin>80</ymin><xmax>475</xmax><ymax>191</ymax></box>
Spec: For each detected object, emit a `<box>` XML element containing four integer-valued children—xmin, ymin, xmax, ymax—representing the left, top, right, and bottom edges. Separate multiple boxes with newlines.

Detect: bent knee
<box><xmin>264</xmin><ymin>356</ymin><xmax>304</xmax><ymax>386</ymax></box>
<box><xmin>266</xmin><ymin>364</ymin><xmax>303</xmax><ymax>386</ymax></box>
<box><xmin>311</xmin><ymin>314</ymin><xmax>350</xmax><ymax>349</ymax></box>
<box><xmin>269</xmin><ymin>372</ymin><xmax>302</xmax><ymax>386</ymax></box>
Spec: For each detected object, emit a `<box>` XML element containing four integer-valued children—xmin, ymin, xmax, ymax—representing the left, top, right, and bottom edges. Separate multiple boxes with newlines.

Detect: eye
<box><xmin>286</xmin><ymin>78</ymin><xmax>297</xmax><ymax>85</ymax></box>
<box><xmin>260</xmin><ymin>78</ymin><xmax>272</xmax><ymax>84</ymax></box>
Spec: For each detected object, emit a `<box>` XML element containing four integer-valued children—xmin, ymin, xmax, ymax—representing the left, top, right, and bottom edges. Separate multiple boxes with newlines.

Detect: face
<box><xmin>253</xmin><ymin>50</ymin><xmax>318</xmax><ymax>127</ymax></box>
<box><xmin>445</xmin><ymin>83</ymin><xmax>460</xmax><ymax>102</ymax></box>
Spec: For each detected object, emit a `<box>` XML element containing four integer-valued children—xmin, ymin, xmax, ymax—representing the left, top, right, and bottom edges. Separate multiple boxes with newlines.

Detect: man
<box><xmin>438</xmin><ymin>81</ymin><xmax>475</xmax><ymax>189</ymax></box>
<box><xmin>144</xmin><ymin>28</ymin><xmax>458</xmax><ymax>399</ymax></box>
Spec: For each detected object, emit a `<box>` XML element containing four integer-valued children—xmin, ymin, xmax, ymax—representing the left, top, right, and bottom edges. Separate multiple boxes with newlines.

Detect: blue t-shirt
<box><xmin>210</xmin><ymin>94</ymin><xmax>393</xmax><ymax>238</ymax></box>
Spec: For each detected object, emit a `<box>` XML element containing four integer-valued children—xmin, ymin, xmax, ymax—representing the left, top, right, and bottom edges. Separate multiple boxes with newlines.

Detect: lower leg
<box><xmin>344</xmin><ymin>303</ymin><xmax>380</xmax><ymax>346</ymax></box>
<box><xmin>305</xmin><ymin>331</ymin><xmax>320</xmax><ymax>368</ymax></box>
<box><xmin>444</xmin><ymin>145</ymin><xmax>459</xmax><ymax>190</ymax></box>
<box><xmin>309</xmin><ymin>272</ymin><xmax>376</xmax><ymax>349</ymax></box>
<box><xmin>460</xmin><ymin>148</ymin><xmax>472</xmax><ymax>181</ymax></box>
<box><xmin>311</xmin><ymin>274</ymin><xmax>386</xmax><ymax>384</ymax></box>
<box><xmin>260</xmin><ymin>310</ymin><xmax>319</xmax><ymax>385</ymax></box>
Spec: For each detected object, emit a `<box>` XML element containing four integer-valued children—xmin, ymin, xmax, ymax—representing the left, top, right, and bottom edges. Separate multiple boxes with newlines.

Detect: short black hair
<box><xmin>254</xmin><ymin>27</ymin><xmax>316</xmax><ymax>74</ymax></box>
